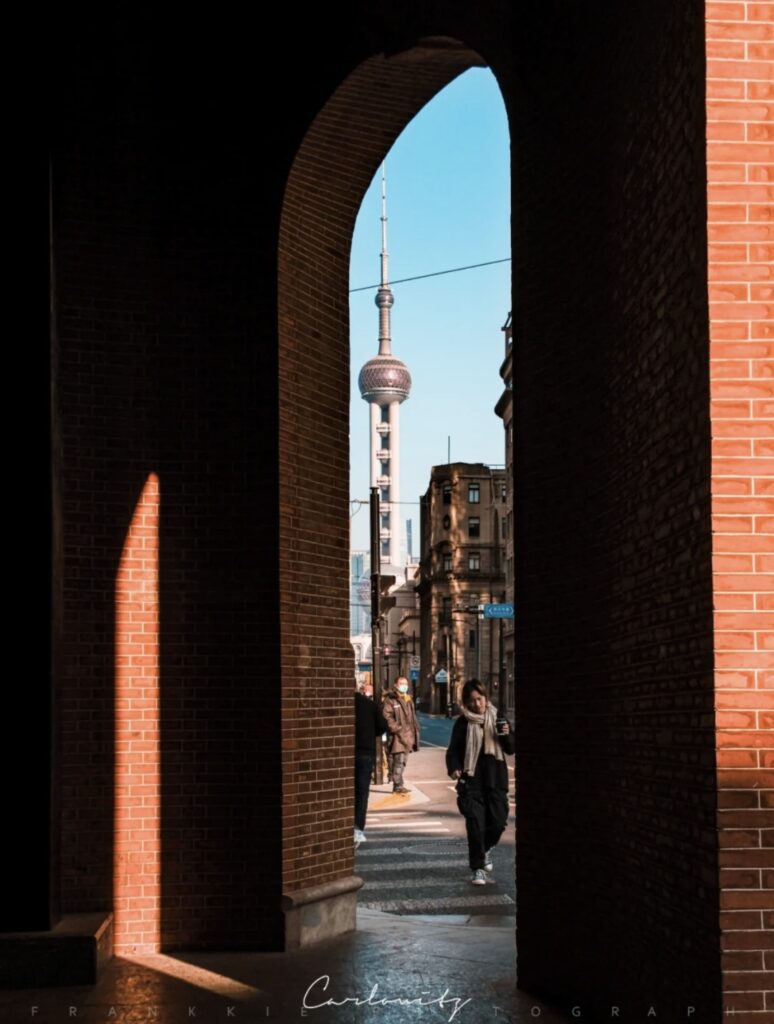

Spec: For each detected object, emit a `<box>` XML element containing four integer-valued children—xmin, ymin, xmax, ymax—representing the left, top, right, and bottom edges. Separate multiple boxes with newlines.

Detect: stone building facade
<box><xmin>418</xmin><ymin>464</ymin><xmax>507</xmax><ymax>713</ymax></box>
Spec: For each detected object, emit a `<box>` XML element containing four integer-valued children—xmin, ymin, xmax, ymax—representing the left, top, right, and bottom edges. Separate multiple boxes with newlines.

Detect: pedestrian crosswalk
<box><xmin>355</xmin><ymin>809</ymin><xmax>515</xmax><ymax>917</ymax></box>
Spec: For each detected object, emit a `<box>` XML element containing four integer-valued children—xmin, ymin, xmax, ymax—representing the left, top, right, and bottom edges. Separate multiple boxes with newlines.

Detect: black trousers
<box><xmin>355</xmin><ymin>753</ymin><xmax>374</xmax><ymax>831</ymax></box>
<box><xmin>456</xmin><ymin>780</ymin><xmax>509</xmax><ymax>870</ymax></box>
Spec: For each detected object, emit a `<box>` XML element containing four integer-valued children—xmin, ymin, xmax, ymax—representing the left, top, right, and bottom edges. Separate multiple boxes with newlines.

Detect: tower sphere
<box><xmin>375</xmin><ymin>286</ymin><xmax>394</xmax><ymax>309</ymax></box>
<box><xmin>358</xmin><ymin>355</ymin><xmax>412</xmax><ymax>405</ymax></box>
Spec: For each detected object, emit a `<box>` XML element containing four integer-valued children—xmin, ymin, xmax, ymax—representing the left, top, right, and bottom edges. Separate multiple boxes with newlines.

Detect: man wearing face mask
<box><xmin>382</xmin><ymin>675</ymin><xmax>420</xmax><ymax>794</ymax></box>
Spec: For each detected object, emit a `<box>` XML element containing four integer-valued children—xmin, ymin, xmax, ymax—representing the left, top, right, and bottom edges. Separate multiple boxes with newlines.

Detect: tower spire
<box><xmin>376</xmin><ymin>162</ymin><xmax>394</xmax><ymax>356</ymax></box>
<box><xmin>380</xmin><ymin>163</ymin><xmax>389</xmax><ymax>287</ymax></box>
<box><xmin>358</xmin><ymin>161</ymin><xmax>411</xmax><ymax>571</ymax></box>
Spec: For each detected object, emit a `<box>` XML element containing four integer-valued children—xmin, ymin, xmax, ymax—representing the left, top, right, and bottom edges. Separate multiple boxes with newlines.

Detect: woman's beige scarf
<box><xmin>461</xmin><ymin>703</ymin><xmax>504</xmax><ymax>775</ymax></box>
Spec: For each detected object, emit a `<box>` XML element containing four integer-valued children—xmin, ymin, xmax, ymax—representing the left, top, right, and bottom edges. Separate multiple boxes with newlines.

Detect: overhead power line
<box><xmin>349</xmin><ymin>257</ymin><xmax>511</xmax><ymax>294</ymax></box>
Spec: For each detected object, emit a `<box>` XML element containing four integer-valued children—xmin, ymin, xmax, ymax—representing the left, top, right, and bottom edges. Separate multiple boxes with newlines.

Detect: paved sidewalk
<box><xmin>2</xmin><ymin>723</ymin><xmax>569</xmax><ymax>1023</ymax></box>
<box><xmin>1</xmin><ymin>909</ymin><xmax>570</xmax><ymax>1024</ymax></box>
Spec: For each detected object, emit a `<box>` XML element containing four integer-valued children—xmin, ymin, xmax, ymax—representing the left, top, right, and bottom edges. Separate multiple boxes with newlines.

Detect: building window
<box><xmin>381</xmin><ymin>513</ymin><xmax>390</xmax><ymax>530</ymax></box>
<box><xmin>381</xmin><ymin>488</ymin><xmax>389</xmax><ymax>503</ymax></box>
<box><xmin>468</xmin><ymin>552</ymin><xmax>480</xmax><ymax>571</ymax></box>
<box><xmin>469</xmin><ymin>630</ymin><xmax>476</xmax><ymax>649</ymax></box>
<box><xmin>443</xmin><ymin>514</ymin><xmax>451</xmax><ymax>530</ymax></box>
<box><xmin>442</xmin><ymin>482</ymin><xmax>452</xmax><ymax>505</ymax></box>
<box><xmin>501</xmin><ymin>517</ymin><xmax>507</xmax><ymax>540</ymax></box>
<box><xmin>468</xmin><ymin>517</ymin><xmax>480</xmax><ymax>538</ymax></box>
<box><xmin>468</xmin><ymin>482</ymin><xmax>480</xmax><ymax>504</ymax></box>
<box><xmin>381</xmin><ymin>405</ymin><xmax>390</xmax><ymax>422</ymax></box>
<box><xmin>381</xmin><ymin>540</ymin><xmax>390</xmax><ymax>557</ymax></box>
<box><xmin>381</xmin><ymin>434</ymin><xmax>389</xmax><ymax>449</ymax></box>
<box><xmin>442</xmin><ymin>552</ymin><xmax>452</xmax><ymax>572</ymax></box>
<box><xmin>501</xmin><ymin>484</ymin><xmax>507</xmax><ymax>502</ymax></box>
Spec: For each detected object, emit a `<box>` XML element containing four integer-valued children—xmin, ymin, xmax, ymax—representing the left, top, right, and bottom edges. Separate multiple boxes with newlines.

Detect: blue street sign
<box><xmin>410</xmin><ymin>668</ymin><xmax>419</xmax><ymax>681</ymax></box>
<box><xmin>483</xmin><ymin>603</ymin><xmax>514</xmax><ymax>619</ymax></box>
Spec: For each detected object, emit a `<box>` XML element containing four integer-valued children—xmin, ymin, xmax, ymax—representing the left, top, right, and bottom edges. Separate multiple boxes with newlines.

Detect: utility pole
<box><xmin>477</xmin><ymin>606</ymin><xmax>482</xmax><ymax>680</ymax></box>
<box><xmin>370</xmin><ymin>488</ymin><xmax>384</xmax><ymax>783</ymax></box>
<box><xmin>498</xmin><ymin>616</ymin><xmax>505</xmax><ymax>707</ymax></box>
<box><xmin>369</xmin><ymin>487</ymin><xmax>396</xmax><ymax>782</ymax></box>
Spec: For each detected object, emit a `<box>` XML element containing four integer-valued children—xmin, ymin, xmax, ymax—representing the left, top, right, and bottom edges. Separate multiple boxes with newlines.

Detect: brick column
<box><xmin>706</xmin><ymin>2</ymin><xmax>774</xmax><ymax>1017</ymax></box>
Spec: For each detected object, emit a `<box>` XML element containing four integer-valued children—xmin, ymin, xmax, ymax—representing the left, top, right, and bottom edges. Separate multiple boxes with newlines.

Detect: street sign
<box><xmin>483</xmin><ymin>603</ymin><xmax>514</xmax><ymax>619</ymax></box>
<box><xmin>434</xmin><ymin>669</ymin><xmax>449</xmax><ymax>684</ymax></box>
<box><xmin>409</xmin><ymin>654</ymin><xmax>420</xmax><ymax>670</ymax></box>
<box><xmin>410</xmin><ymin>668</ymin><xmax>419</xmax><ymax>682</ymax></box>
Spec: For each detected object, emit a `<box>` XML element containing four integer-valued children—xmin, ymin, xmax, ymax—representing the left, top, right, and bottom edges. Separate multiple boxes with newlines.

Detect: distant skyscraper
<box><xmin>358</xmin><ymin>164</ymin><xmax>411</xmax><ymax>570</ymax></box>
<box><xmin>350</xmin><ymin>550</ymin><xmax>370</xmax><ymax>634</ymax></box>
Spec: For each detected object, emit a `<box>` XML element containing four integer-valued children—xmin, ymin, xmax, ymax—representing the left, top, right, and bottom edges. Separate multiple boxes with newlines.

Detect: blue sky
<box><xmin>349</xmin><ymin>68</ymin><xmax>511</xmax><ymax>554</ymax></box>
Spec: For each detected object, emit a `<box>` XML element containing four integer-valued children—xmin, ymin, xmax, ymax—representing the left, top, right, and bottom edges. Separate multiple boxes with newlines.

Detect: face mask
<box><xmin>398</xmin><ymin>684</ymin><xmax>408</xmax><ymax>693</ymax></box>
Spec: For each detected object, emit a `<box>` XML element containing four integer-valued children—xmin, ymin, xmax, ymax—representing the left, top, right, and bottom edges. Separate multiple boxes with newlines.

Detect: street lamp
<box><xmin>445</xmin><ymin>626</ymin><xmax>454</xmax><ymax>717</ymax></box>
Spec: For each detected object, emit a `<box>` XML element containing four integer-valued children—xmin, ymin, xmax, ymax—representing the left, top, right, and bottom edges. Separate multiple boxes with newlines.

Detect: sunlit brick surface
<box><xmin>114</xmin><ymin>475</ymin><xmax>160</xmax><ymax>954</ymax></box>
<box><xmin>707</xmin><ymin>2</ymin><xmax>774</xmax><ymax>1017</ymax></box>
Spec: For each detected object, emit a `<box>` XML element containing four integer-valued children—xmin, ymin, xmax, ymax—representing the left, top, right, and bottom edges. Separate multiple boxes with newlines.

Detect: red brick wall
<box><xmin>114</xmin><ymin>474</ymin><xmax>160</xmax><ymax>954</ymax></box>
<box><xmin>706</xmin><ymin>2</ymin><xmax>774</xmax><ymax>1017</ymax></box>
<box><xmin>53</xmin><ymin>12</ymin><xmax>288</xmax><ymax>950</ymax></box>
<box><xmin>47</xmin><ymin>2</ymin><xmax>771</xmax><ymax>1012</ymax></box>
<box><xmin>511</xmin><ymin>0</ymin><xmax>723</xmax><ymax>1016</ymax></box>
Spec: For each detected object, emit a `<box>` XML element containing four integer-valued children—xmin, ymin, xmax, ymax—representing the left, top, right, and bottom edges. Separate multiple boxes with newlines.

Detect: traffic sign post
<box><xmin>483</xmin><ymin>603</ymin><xmax>514</xmax><ymax>619</ymax></box>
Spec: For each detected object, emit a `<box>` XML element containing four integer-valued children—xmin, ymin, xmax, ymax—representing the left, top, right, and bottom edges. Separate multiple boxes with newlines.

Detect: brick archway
<box><xmin>34</xmin><ymin>2</ymin><xmax>771</xmax><ymax>1017</ymax></box>
<box><xmin>276</xmin><ymin>6</ymin><xmax>770</xmax><ymax>1018</ymax></box>
<box><xmin>277</xmin><ymin>35</ymin><xmax>492</xmax><ymax>931</ymax></box>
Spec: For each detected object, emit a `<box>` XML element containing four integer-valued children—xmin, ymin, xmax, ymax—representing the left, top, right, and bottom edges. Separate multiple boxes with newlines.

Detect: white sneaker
<box><xmin>470</xmin><ymin>869</ymin><xmax>487</xmax><ymax>886</ymax></box>
<box><xmin>484</xmin><ymin>850</ymin><xmax>493</xmax><ymax>872</ymax></box>
<box><xmin>354</xmin><ymin>828</ymin><xmax>366</xmax><ymax>848</ymax></box>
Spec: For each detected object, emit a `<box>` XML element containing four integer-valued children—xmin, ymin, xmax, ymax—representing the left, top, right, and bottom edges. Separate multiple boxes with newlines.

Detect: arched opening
<box><xmin>276</xmin><ymin>13</ymin><xmax>723</xmax><ymax>1016</ymax></box>
<box><xmin>277</xmin><ymin>36</ymin><xmax>497</xmax><ymax>923</ymax></box>
<box><xmin>346</xmin><ymin>66</ymin><xmax>515</xmax><ymax>933</ymax></box>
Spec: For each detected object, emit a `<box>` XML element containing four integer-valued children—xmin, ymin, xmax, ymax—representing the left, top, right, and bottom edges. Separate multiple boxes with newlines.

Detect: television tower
<box><xmin>358</xmin><ymin>164</ymin><xmax>412</xmax><ymax>569</ymax></box>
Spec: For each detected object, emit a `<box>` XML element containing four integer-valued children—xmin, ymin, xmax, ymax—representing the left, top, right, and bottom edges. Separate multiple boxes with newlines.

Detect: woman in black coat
<box><xmin>446</xmin><ymin>678</ymin><xmax>515</xmax><ymax>885</ymax></box>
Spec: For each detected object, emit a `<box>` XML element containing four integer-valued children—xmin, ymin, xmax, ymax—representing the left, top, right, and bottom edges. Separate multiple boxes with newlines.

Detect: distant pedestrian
<box><xmin>354</xmin><ymin>683</ymin><xmax>388</xmax><ymax>848</ymax></box>
<box><xmin>446</xmin><ymin>679</ymin><xmax>515</xmax><ymax>886</ymax></box>
<box><xmin>382</xmin><ymin>675</ymin><xmax>420</xmax><ymax>794</ymax></box>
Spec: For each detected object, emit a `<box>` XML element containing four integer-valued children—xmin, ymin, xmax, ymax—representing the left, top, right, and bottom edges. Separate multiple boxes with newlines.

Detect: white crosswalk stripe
<box><xmin>362</xmin><ymin>876</ymin><xmax>492</xmax><ymax>890</ymax></box>
<box><xmin>359</xmin><ymin>894</ymin><xmax>514</xmax><ymax>912</ymax></box>
<box><xmin>357</xmin><ymin>857</ymin><xmax>469</xmax><ymax>872</ymax></box>
<box><xmin>368</xmin><ymin>820</ymin><xmax>448</xmax><ymax>829</ymax></box>
<box><xmin>366</xmin><ymin>813</ymin><xmax>448</xmax><ymax>829</ymax></box>
<box><xmin>356</xmin><ymin>846</ymin><xmax>462</xmax><ymax>857</ymax></box>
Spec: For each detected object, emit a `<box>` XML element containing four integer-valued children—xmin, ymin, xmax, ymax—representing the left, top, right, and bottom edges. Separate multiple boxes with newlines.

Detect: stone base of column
<box><xmin>281</xmin><ymin>876</ymin><xmax>363</xmax><ymax>950</ymax></box>
<box><xmin>0</xmin><ymin>913</ymin><xmax>113</xmax><ymax>987</ymax></box>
